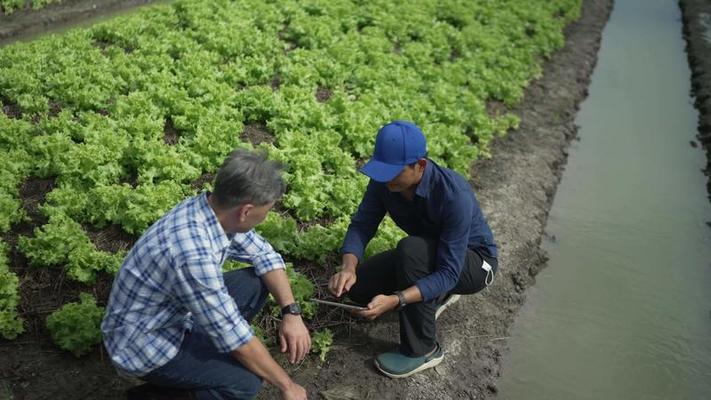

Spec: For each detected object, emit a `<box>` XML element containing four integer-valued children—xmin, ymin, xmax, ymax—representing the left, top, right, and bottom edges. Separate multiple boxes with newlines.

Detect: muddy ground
<box><xmin>679</xmin><ymin>0</ymin><xmax>711</xmax><ymax>202</ymax></box>
<box><xmin>0</xmin><ymin>0</ymin><xmax>614</xmax><ymax>399</ymax></box>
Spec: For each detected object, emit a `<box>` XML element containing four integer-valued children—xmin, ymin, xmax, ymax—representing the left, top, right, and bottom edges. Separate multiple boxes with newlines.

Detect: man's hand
<box><xmin>356</xmin><ymin>294</ymin><xmax>398</xmax><ymax>320</ymax></box>
<box><xmin>279</xmin><ymin>314</ymin><xmax>311</xmax><ymax>364</ymax></box>
<box><xmin>281</xmin><ymin>381</ymin><xmax>308</xmax><ymax>400</ymax></box>
<box><xmin>328</xmin><ymin>268</ymin><xmax>357</xmax><ymax>298</ymax></box>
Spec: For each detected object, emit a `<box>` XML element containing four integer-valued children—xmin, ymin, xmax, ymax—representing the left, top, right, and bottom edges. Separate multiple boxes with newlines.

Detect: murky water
<box><xmin>498</xmin><ymin>0</ymin><xmax>711</xmax><ymax>399</ymax></box>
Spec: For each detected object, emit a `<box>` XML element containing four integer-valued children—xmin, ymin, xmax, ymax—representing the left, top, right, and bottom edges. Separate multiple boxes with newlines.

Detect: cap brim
<box><xmin>358</xmin><ymin>159</ymin><xmax>405</xmax><ymax>183</ymax></box>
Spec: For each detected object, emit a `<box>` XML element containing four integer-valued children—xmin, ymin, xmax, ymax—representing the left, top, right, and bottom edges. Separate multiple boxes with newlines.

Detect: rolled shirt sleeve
<box><xmin>414</xmin><ymin>193</ymin><xmax>473</xmax><ymax>302</ymax></box>
<box><xmin>175</xmin><ymin>257</ymin><xmax>254</xmax><ymax>352</ymax></box>
<box><xmin>341</xmin><ymin>180</ymin><xmax>387</xmax><ymax>261</ymax></box>
<box><xmin>226</xmin><ymin>230</ymin><xmax>287</xmax><ymax>276</ymax></box>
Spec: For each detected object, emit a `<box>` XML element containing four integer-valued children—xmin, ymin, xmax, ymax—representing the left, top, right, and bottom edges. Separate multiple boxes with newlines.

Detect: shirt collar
<box><xmin>414</xmin><ymin>160</ymin><xmax>435</xmax><ymax>198</ymax></box>
<box><xmin>197</xmin><ymin>192</ymin><xmax>232</xmax><ymax>250</ymax></box>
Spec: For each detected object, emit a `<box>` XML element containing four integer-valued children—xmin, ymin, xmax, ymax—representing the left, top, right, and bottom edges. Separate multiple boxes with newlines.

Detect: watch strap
<box><xmin>394</xmin><ymin>291</ymin><xmax>407</xmax><ymax>310</ymax></box>
<box><xmin>281</xmin><ymin>302</ymin><xmax>302</xmax><ymax>316</ymax></box>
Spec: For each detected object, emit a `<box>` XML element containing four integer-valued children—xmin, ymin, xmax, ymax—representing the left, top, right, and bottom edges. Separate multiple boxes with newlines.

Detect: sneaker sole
<box><xmin>435</xmin><ymin>294</ymin><xmax>461</xmax><ymax>320</ymax></box>
<box><xmin>373</xmin><ymin>352</ymin><xmax>445</xmax><ymax>379</ymax></box>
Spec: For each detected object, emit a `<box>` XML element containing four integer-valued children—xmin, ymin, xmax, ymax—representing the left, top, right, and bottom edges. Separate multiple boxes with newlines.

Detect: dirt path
<box><xmin>679</xmin><ymin>0</ymin><xmax>711</xmax><ymax>202</ymax></box>
<box><xmin>270</xmin><ymin>0</ymin><xmax>614</xmax><ymax>399</ymax></box>
<box><xmin>0</xmin><ymin>0</ymin><xmax>614</xmax><ymax>399</ymax></box>
<box><xmin>0</xmin><ymin>0</ymin><xmax>158</xmax><ymax>46</ymax></box>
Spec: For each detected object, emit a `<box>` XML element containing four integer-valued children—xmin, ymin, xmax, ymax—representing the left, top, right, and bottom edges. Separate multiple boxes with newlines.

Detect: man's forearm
<box><xmin>401</xmin><ymin>285</ymin><xmax>423</xmax><ymax>304</ymax></box>
<box><xmin>231</xmin><ymin>337</ymin><xmax>294</xmax><ymax>391</ymax></box>
<box><xmin>261</xmin><ymin>268</ymin><xmax>295</xmax><ymax>307</ymax></box>
<box><xmin>342</xmin><ymin>253</ymin><xmax>358</xmax><ymax>271</ymax></box>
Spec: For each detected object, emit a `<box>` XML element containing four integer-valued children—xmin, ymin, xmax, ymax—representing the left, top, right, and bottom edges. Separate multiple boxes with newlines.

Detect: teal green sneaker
<box><xmin>374</xmin><ymin>343</ymin><xmax>444</xmax><ymax>378</ymax></box>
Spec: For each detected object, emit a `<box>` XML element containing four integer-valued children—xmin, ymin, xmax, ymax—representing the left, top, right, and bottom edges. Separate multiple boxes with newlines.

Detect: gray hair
<box><xmin>212</xmin><ymin>149</ymin><xmax>286</xmax><ymax>208</ymax></box>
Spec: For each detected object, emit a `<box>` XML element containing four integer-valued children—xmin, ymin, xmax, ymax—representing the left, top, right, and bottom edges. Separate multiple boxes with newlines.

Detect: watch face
<box><xmin>283</xmin><ymin>303</ymin><xmax>302</xmax><ymax>315</ymax></box>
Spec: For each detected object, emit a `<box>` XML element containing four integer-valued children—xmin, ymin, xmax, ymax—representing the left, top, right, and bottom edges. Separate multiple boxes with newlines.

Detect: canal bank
<box><xmin>680</xmin><ymin>0</ymin><xmax>711</xmax><ymax>201</ymax></box>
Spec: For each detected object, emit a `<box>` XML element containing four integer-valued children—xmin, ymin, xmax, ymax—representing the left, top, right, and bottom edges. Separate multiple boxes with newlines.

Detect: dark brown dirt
<box><xmin>18</xmin><ymin>178</ymin><xmax>55</xmax><ymax>225</ymax></box>
<box><xmin>271</xmin><ymin>73</ymin><xmax>282</xmax><ymax>90</ymax></box>
<box><xmin>315</xmin><ymin>87</ymin><xmax>332</xmax><ymax>103</ymax></box>
<box><xmin>679</xmin><ymin>0</ymin><xmax>711</xmax><ymax>201</ymax></box>
<box><xmin>0</xmin><ymin>0</ymin><xmax>614</xmax><ymax>399</ymax></box>
<box><xmin>241</xmin><ymin>122</ymin><xmax>275</xmax><ymax>146</ymax></box>
<box><xmin>84</xmin><ymin>224</ymin><xmax>137</xmax><ymax>254</ymax></box>
<box><xmin>190</xmin><ymin>172</ymin><xmax>215</xmax><ymax>191</ymax></box>
<box><xmin>163</xmin><ymin>117</ymin><xmax>180</xmax><ymax>146</ymax></box>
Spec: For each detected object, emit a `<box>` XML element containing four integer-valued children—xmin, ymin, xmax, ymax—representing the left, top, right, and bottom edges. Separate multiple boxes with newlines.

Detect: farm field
<box><xmin>0</xmin><ymin>0</ymin><xmax>588</xmax><ymax>398</ymax></box>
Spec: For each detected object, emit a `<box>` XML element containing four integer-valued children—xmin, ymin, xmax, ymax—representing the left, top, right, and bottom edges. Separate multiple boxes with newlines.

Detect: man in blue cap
<box><xmin>328</xmin><ymin>120</ymin><xmax>498</xmax><ymax>378</ymax></box>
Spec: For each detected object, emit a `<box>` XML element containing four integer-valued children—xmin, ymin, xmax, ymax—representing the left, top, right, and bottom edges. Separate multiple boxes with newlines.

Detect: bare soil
<box><xmin>679</xmin><ymin>0</ymin><xmax>711</xmax><ymax>201</ymax></box>
<box><xmin>0</xmin><ymin>0</ymin><xmax>614</xmax><ymax>399</ymax></box>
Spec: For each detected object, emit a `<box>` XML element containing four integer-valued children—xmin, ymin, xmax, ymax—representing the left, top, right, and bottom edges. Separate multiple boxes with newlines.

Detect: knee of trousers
<box><xmin>224</xmin><ymin>268</ymin><xmax>269</xmax><ymax>320</ymax></box>
<box><xmin>345</xmin><ymin>282</ymin><xmax>370</xmax><ymax>305</ymax></box>
<box><xmin>230</xmin><ymin>268</ymin><xmax>268</xmax><ymax>297</ymax></box>
<box><xmin>394</xmin><ymin>236</ymin><xmax>432</xmax><ymax>281</ymax></box>
<box><xmin>248</xmin><ymin>276</ymin><xmax>269</xmax><ymax>317</ymax></box>
<box><xmin>211</xmin><ymin>374</ymin><xmax>262</xmax><ymax>400</ymax></box>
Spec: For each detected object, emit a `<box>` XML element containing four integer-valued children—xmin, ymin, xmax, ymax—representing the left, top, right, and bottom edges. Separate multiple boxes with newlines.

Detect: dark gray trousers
<box><xmin>347</xmin><ymin>236</ymin><xmax>497</xmax><ymax>357</ymax></box>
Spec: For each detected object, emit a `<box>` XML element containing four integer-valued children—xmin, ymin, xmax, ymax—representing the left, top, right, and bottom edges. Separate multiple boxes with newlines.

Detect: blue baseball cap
<box><xmin>359</xmin><ymin>121</ymin><xmax>427</xmax><ymax>182</ymax></box>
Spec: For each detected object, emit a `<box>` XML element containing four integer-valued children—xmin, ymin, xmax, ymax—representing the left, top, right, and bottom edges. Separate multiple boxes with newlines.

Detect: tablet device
<box><xmin>312</xmin><ymin>298</ymin><xmax>367</xmax><ymax>311</ymax></box>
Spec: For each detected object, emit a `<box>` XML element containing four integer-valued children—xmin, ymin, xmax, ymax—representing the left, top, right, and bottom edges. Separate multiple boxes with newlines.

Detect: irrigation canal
<box><xmin>498</xmin><ymin>0</ymin><xmax>711</xmax><ymax>398</ymax></box>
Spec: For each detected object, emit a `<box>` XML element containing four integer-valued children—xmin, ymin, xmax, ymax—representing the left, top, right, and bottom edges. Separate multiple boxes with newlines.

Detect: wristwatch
<box><xmin>281</xmin><ymin>302</ymin><xmax>303</xmax><ymax>317</ymax></box>
<box><xmin>394</xmin><ymin>291</ymin><xmax>407</xmax><ymax>310</ymax></box>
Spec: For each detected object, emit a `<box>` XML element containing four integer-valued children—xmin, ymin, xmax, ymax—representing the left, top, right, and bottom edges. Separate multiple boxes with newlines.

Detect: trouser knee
<box><xmin>394</xmin><ymin>236</ymin><xmax>434</xmax><ymax>286</ymax></box>
<box><xmin>208</xmin><ymin>375</ymin><xmax>262</xmax><ymax>400</ymax></box>
<box><xmin>223</xmin><ymin>268</ymin><xmax>268</xmax><ymax>322</ymax></box>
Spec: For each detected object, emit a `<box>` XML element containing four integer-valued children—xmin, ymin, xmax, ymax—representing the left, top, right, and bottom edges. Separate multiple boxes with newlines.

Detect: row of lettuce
<box><xmin>0</xmin><ymin>0</ymin><xmax>60</xmax><ymax>14</ymax></box>
<box><xmin>0</xmin><ymin>0</ymin><xmax>582</xmax><ymax>355</ymax></box>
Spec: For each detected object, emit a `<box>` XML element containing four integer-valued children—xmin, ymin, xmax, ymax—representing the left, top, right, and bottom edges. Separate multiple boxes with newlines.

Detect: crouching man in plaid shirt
<box><xmin>102</xmin><ymin>149</ymin><xmax>310</xmax><ymax>400</ymax></box>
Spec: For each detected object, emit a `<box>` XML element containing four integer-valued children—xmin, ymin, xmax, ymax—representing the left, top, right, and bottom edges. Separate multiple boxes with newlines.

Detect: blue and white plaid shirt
<box><xmin>101</xmin><ymin>193</ymin><xmax>285</xmax><ymax>377</ymax></box>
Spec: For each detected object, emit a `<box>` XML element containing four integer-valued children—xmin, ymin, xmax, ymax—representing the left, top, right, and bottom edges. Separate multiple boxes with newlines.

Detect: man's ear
<box><xmin>236</xmin><ymin>204</ymin><xmax>254</xmax><ymax>222</ymax></box>
<box><xmin>417</xmin><ymin>158</ymin><xmax>427</xmax><ymax>171</ymax></box>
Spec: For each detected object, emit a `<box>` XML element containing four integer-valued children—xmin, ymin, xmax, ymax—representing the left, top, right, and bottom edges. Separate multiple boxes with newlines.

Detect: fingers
<box><xmin>336</xmin><ymin>274</ymin><xmax>350</xmax><ymax>297</ymax></box>
<box><xmin>298</xmin><ymin>329</ymin><xmax>311</xmax><ymax>362</ymax></box>
<box><xmin>283</xmin><ymin>326</ymin><xmax>312</xmax><ymax>364</ymax></box>
<box><xmin>334</xmin><ymin>274</ymin><xmax>346</xmax><ymax>297</ymax></box>
<box><xmin>288</xmin><ymin>335</ymin><xmax>297</xmax><ymax>363</ymax></box>
<box><xmin>340</xmin><ymin>274</ymin><xmax>357</xmax><ymax>297</ymax></box>
<box><xmin>280</xmin><ymin>332</ymin><xmax>287</xmax><ymax>353</ymax></box>
<box><xmin>328</xmin><ymin>271</ymin><xmax>356</xmax><ymax>298</ymax></box>
<box><xmin>328</xmin><ymin>273</ymin><xmax>347</xmax><ymax>297</ymax></box>
<box><xmin>344</xmin><ymin>278</ymin><xmax>355</xmax><ymax>292</ymax></box>
<box><xmin>298</xmin><ymin>337</ymin><xmax>307</xmax><ymax>362</ymax></box>
<box><xmin>288</xmin><ymin>335</ymin><xmax>310</xmax><ymax>363</ymax></box>
<box><xmin>357</xmin><ymin>304</ymin><xmax>379</xmax><ymax>320</ymax></box>
<box><xmin>334</xmin><ymin>275</ymin><xmax>344</xmax><ymax>297</ymax></box>
<box><xmin>328</xmin><ymin>274</ymin><xmax>338</xmax><ymax>296</ymax></box>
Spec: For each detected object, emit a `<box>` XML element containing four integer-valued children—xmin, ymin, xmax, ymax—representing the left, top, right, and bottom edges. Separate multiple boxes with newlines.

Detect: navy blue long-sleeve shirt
<box><xmin>341</xmin><ymin>160</ymin><xmax>497</xmax><ymax>302</ymax></box>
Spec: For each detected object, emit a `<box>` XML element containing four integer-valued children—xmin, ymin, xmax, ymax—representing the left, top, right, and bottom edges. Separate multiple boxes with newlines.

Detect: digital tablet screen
<box><xmin>312</xmin><ymin>298</ymin><xmax>367</xmax><ymax>311</ymax></box>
